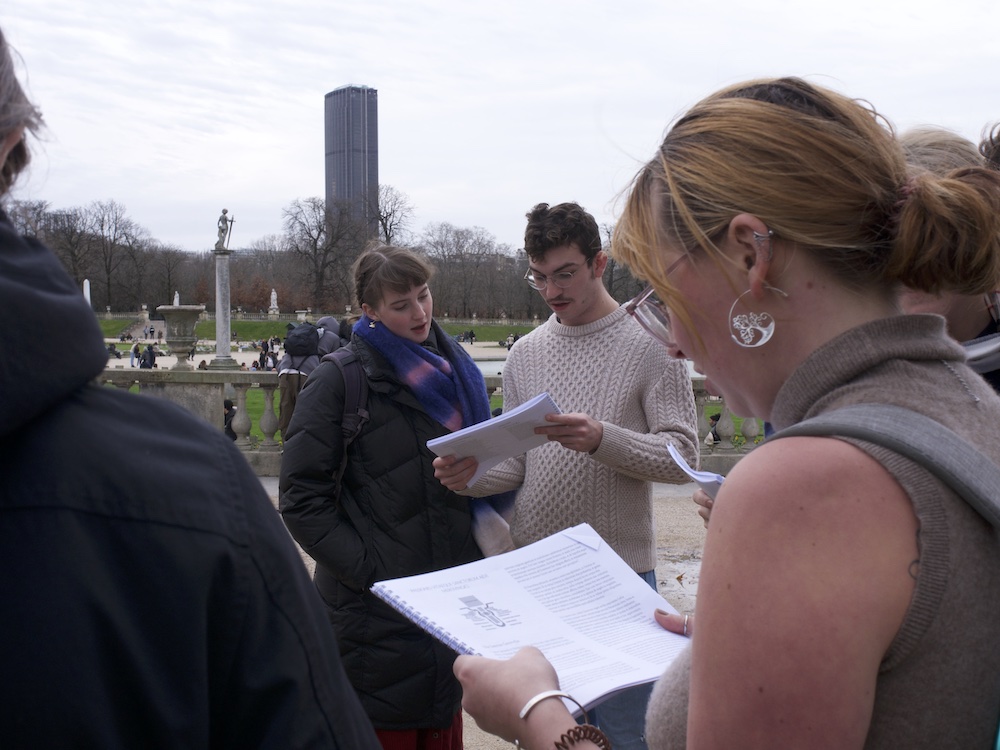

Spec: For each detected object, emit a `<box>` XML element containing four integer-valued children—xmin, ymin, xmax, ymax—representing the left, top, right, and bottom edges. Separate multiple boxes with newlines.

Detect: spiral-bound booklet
<box><xmin>371</xmin><ymin>523</ymin><xmax>690</xmax><ymax>713</ymax></box>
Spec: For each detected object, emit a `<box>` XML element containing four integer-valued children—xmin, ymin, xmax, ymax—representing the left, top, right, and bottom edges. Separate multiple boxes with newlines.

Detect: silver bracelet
<box><xmin>515</xmin><ymin>689</ymin><xmax>592</xmax><ymax>748</ymax></box>
<box><xmin>518</xmin><ymin>689</ymin><xmax>587</xmax><ymax>721</ymax></box>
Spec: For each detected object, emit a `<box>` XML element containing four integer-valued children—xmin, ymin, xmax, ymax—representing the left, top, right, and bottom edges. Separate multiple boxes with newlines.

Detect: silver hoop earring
<box><xmin>729</xmin><ymin>285</ymin><xmax>788</xmax><ymax>348</ymax></box>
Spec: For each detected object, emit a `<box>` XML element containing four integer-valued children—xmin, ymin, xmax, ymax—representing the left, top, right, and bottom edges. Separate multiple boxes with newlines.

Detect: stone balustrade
<box><xmin>99</xmin><ymin>368</ymin><xmax>283</xmax><ymax>476</ymax></box>
<box><xmin>98</xmin><ymin>369</ymin><xmax>757</xmax><ymax>477</ymax></box>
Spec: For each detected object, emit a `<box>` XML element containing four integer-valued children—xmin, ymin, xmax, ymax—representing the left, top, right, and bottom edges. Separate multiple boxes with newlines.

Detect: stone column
<box><xmin>209</xmin><ymin>244</ymin><xmax>239</xmax><ymax>370</ymax></box>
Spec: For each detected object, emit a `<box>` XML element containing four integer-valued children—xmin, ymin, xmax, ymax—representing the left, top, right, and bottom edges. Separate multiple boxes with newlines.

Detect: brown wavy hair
<box><xmin>352</xmin><ymin>244</ymin><xmax>434</xmax><ymax>309</ymax></box>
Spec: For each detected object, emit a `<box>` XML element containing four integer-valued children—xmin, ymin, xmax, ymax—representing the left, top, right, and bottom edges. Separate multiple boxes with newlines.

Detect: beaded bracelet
<box><xmin>514</xmin><ymin>689</ymin><xmax>612</xmax><ymax>749</ymax></box>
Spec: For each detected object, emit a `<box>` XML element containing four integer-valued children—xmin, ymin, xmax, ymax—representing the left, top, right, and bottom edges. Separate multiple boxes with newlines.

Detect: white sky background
<box><xmin>3</xmin><ymin>0</ymin><xmax>998</xmax><ymax>254</ymax></box>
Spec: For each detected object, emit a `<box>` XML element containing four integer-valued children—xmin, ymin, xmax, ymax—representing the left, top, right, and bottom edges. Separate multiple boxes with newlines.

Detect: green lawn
<box><xmin>196</xmin><ymin>320</ymin><xmax>296</xmax><ymax>343</ymax></box>
<box><xmin>98</xmin><ymin>319</ymin><xmax>135</xmax><ymax>339</ymax></box>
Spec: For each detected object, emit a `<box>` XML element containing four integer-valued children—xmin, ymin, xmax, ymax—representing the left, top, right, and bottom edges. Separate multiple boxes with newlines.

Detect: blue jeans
<box><xmin>584</xmin><ymin>569</ymin><xmax>657</xmax><ymax>750</ymax></box>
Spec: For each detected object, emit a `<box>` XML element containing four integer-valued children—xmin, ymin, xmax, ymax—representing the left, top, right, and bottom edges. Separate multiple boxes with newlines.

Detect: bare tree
<box><xmin>87</xmin><ymin>200</ymin><xmax>138</xmax><ymax>310</ymax></box>
<box><xmin>600</xmin><ymin>222</ymin><xmax>642</xmax><ymax>302</ymax></box>
<box><xmin>42</xmin><ymin>207</ymin><xmax>95</xmax><ymax>288</ymax></box>
<box><xmin>369</xmin><ymin>184</ymin><xmax>414</xmax><ymax>245</ymax></box>
<box><xmin>282</xmin><ymin>197</ymin><xmax>366</xmax><ymax>311</ymax></box>
<box><xmin>6</xmin><ymin>199</ymin><xmax>49</xmax><ymax>238</ymax></box>
<box><xmin>119</xmin><ymin>223</ymin><xmax>155</xmax><ymax>310</ymax></box>
<box><xmin>151</xmin><ymin>244</ymin><xmax>189</xmax><ymax>308</ymax></box>
<box><xmin>422</xmin><ymin>223</ymin><xmax>509</xmax><ymax>317</ymax></box>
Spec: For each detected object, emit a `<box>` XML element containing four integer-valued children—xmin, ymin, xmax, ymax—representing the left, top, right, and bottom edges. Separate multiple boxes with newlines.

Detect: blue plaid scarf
<box><xmin>354</xmin><ymin>314</ymin><xmax>488</xmax><ymax>430</ymax></box>
<box><xmin>354</xmin><ymin>314</ymin><xmax>515</xmax><ymax>555</ymax></box>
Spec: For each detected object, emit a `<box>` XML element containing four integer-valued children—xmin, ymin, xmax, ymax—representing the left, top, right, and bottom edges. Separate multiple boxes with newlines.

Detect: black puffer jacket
<box><xmin>279</xmin><ymin>331</ymin><xmax>483</xmax><ymax>730</ymax></box>
<box><xmin>0</xmin><ymin>213</ymin><xmax>379</xmax><ymax>749</ymax></box>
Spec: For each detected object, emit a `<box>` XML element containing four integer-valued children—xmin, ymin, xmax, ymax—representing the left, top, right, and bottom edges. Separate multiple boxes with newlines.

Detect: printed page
<box><xmin>371</xmin><ymin>523</ymin><xmax>689</xmax><ymax>712</ymax></box>
<box><xmin>426</xmin><ymin>392</ymin><xmax>561</xmax><ymax>486</ymax></box>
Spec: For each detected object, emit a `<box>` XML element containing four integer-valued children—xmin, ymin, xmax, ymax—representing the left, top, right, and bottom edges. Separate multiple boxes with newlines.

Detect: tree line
<box><xmin>7</xmin><ymin>185</ymin><xmax>644</xmax><ymax>319</ymax></box>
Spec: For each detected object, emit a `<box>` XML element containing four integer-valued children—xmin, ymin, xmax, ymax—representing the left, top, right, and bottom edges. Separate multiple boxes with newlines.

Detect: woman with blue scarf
<box><xmin>280</xmin><ymin>245</ymin><xmax>510</xmax><ymax>750</ymax></box>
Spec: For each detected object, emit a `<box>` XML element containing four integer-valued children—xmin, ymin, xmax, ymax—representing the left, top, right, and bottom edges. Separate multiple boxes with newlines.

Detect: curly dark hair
<box><xmin>523</xmin><ymin>202</ymin><xmax>602</xmax><ymax>264</ymax></box>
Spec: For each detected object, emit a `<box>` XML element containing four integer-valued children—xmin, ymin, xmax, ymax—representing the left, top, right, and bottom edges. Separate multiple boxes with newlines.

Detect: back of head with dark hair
<box><xmin>523</xmin><ymin>202</ymin><xmax>602</xmax><ymax>264</ymax></box>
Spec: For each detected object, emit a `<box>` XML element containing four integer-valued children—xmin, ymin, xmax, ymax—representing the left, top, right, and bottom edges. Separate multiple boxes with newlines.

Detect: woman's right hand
<box><xmin>432</xmin><ymin>454</ymin><xmax>479</xmax><ymax>491</ymax></box>
<box><xmin>694</xmin><ymin>487</ymin><xmax>714</xmax><ymax>528</ymax></box>
<box><xmin>454</xmin><ymin>647</ymin><xmax>571</xmax><ymax>746</ymax></box>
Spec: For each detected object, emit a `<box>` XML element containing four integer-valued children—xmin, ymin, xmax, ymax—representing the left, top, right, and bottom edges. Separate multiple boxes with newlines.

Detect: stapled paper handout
<box><xmin>668</xmin><ymin>443</ymin><xmax>725</xmax><ymax>499</ymax></box>
<box><xmin>427</xmin><ymin>392</ymin><xmax>561</xmax><ymax>486</ymax></box>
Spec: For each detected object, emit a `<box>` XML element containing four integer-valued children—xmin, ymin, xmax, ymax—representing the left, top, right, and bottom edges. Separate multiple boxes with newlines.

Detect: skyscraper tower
<box><xmin>324</xmin><ymin>84</ymin><xmax>378</xmax><ymax>231</ymax></box>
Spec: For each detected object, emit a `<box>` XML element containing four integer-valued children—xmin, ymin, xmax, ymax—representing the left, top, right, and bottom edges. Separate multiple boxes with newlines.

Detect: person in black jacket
<box><xmin>0</xmin><ymin>27</ymin><xmax>378</xmax><ymax>750</ymax></box>
<box><xmin>223</xmin><ymin>398</ymin><xmax>238</xmax><ymax>440</ymax></box>
<box><xmin>280</xmin><ymin>245</ymin><xmax>494</xmax><ymax>748</ymax></box>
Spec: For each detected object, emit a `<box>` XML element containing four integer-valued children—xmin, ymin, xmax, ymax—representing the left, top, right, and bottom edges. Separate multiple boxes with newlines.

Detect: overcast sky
<box><xmin>3</xmin><ymin>0</ymin><xmax>998</xmax><ymax>254</ymax></box>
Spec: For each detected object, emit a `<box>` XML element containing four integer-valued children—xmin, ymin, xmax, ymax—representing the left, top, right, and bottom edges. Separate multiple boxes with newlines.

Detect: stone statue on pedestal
<box><xmin>270</xmin><ymin>288</ymin><xmax>278</xmax><ymax>310</ymax></box>
<box><xmin>215</xmin><ymin>209</ymin><xmax>232</xmax><ymax>251</ymax></box>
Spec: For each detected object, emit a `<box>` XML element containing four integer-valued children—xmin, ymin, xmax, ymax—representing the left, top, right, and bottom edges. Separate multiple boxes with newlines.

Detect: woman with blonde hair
<box><xmin>454</xmin><ymin>77</ymin><xmax>1000</xmax><ymax>749</ymax></box>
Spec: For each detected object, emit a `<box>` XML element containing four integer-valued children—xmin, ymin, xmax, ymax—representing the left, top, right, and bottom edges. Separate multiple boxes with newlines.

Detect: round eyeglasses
<box><xmin>624</xmin><ymin>254</ymin><xmax>689</xmax><ymax>348</ymax></box>
<box><xmin>523</xmin><ymin>267</ymin><xmax>581</xmax><ymax>291</ymax></box>
<box><xmin>625</xmin><ymin>285</ymin><xmax>675</xmax><ymax>347</ymax></box>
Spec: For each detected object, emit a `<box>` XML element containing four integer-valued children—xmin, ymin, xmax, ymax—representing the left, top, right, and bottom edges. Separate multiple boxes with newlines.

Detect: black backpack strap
<box><xmin>320</xmin><ymin>347</ymin><xmax>371</xmax><ymax>525</ymax></box>
<box><xmin>324</xmin><ymin>348</ymin><xmax>370</xmax><ymax>445</ymax></box>
<box><xmin>771</xmin><ymin>404</ymin><xmax>1000</xmax><ymax>529</ymax></box>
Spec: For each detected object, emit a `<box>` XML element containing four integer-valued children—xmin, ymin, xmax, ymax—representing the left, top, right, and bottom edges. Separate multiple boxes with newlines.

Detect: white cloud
<box><xmin>3</xmin><ymin>0</ymin><xmax>998</xmax><ymax>254</ymax></box>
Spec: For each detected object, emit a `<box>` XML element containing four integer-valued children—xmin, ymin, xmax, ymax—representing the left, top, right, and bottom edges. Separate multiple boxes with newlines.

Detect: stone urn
<box><xmin>156</xmin><ymin>304</ymin><xmax>205</xmax><ymax>371</ymax></box>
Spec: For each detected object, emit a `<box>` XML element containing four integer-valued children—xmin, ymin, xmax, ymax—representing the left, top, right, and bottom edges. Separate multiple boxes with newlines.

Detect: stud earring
<box><xmin>369</xmin><ymin>319</ymin><xmax>377</xmax><ymax>329</ymax></box>
<box><xmin>728</xmin><ymin>285</ymin><xmax>788</xmax><ymax>348</ymax></box>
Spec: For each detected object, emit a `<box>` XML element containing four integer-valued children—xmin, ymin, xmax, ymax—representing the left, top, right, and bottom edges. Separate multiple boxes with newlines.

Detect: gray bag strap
<box><xmin>771</xmin><ymin>404</ymin><xmax>1000</xmax><ymax>529</ymax></box>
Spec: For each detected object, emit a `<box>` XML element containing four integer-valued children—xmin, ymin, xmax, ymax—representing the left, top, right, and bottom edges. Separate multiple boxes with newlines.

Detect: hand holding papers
<box><xmin>427</xmin><ymin>392</ymin><xmax>561</xmax><ymax>487</ymax></box>
<box><xmin>668</xmin><ymin>443</ymin><xmax>724</xmax><ymax>499</ymax></box>
<box><xmin>371</xmin><ymin>523</ymin><xmax>689</xmax><ymax>713</ymax></box>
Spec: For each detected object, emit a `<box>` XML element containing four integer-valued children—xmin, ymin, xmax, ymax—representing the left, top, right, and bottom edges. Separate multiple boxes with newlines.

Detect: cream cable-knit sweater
<box><xmin>464</xmin><ymin>306</ymin><xmax>698</xmax><ymax>572</ymax></box>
